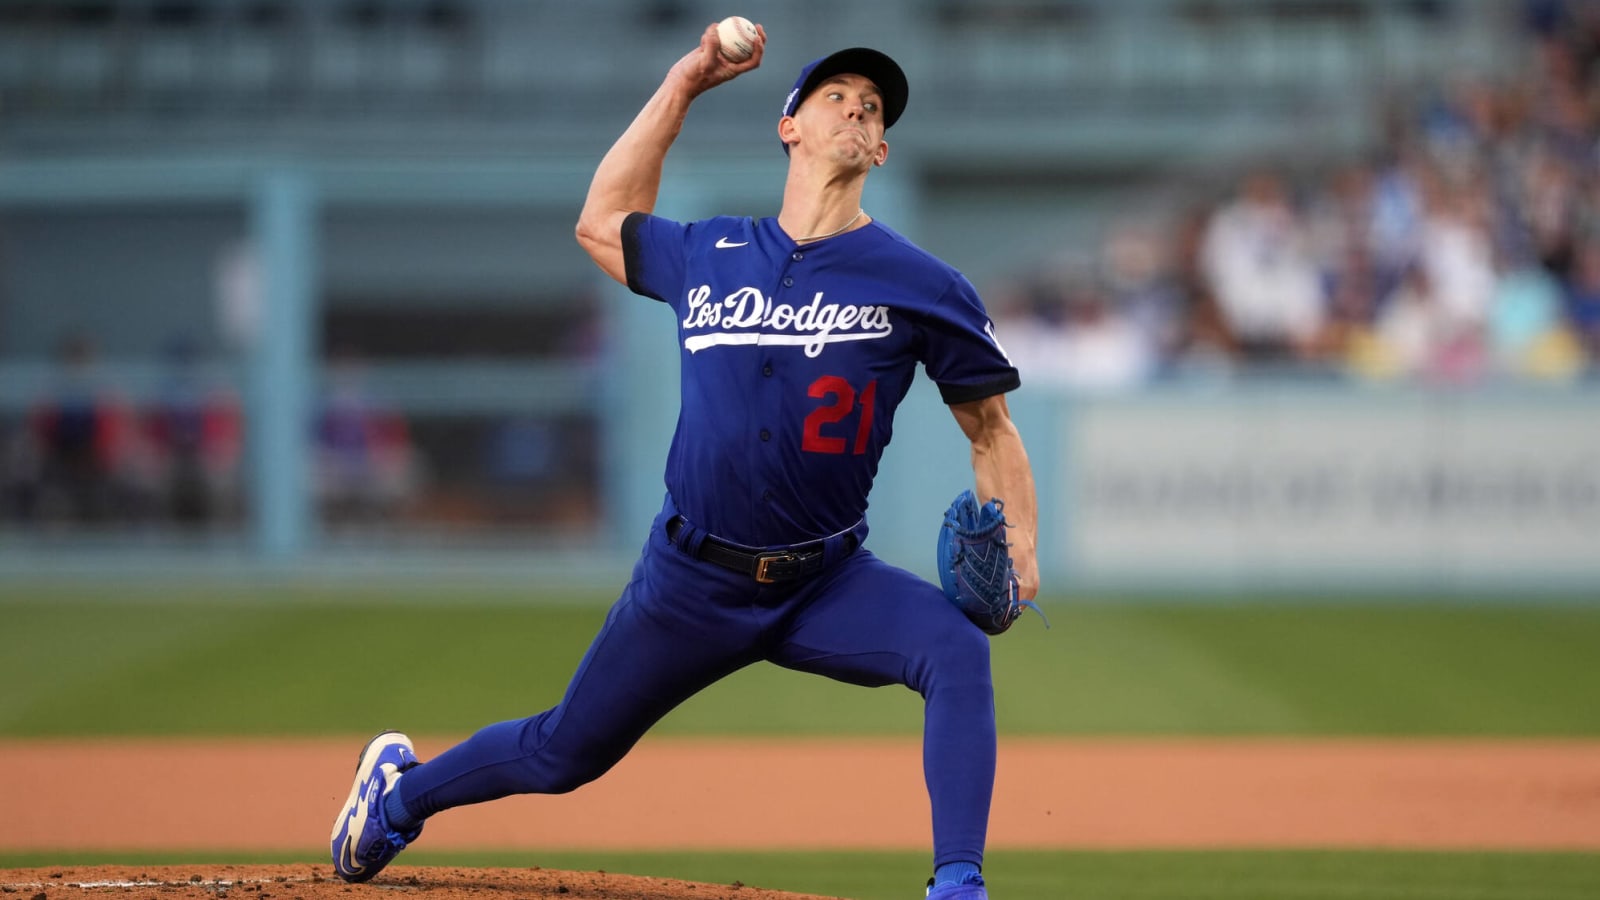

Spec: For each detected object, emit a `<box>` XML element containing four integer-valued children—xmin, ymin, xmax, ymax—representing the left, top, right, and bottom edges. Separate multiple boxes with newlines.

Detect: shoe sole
<box><xmin>330</xmin><ymin>730</ymin><xmax>410</xmax><ymax>882</ymax></box>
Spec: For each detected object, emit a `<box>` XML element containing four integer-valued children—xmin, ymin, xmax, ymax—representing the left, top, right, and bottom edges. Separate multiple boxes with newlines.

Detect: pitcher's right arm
<box><xmin>575</xmin><ymin>21</ymin><xmax>766</xmax><ymax>284</ymax></box>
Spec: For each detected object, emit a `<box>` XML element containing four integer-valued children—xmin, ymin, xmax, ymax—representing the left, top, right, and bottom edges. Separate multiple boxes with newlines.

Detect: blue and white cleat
<box><xmin>926</xmin><ymin>873</ymin><xmax>988</xmax><ymax>899</ymax></box>
<box><xmin>330</xmin><ymin>730</ymin><xmax>423</xmax><ymax>883</ymax></box>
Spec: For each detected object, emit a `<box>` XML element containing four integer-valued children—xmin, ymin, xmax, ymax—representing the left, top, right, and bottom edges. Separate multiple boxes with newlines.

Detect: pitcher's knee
<box><xmin>946</xmin><ymin>622</ymin><xmax>993</xmax><ymax>672</ymax></box>
<box><xmin>913</xmin><ymin>621</ymin><xmax>992</xmax><ymax>691</ymax></box>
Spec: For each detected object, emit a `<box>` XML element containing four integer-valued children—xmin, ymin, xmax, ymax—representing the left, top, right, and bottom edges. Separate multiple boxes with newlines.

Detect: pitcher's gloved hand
<box><xmin>937</xmin><ymin>490</ymin><xmax>1044</xmax><ymax>635</ymax></box>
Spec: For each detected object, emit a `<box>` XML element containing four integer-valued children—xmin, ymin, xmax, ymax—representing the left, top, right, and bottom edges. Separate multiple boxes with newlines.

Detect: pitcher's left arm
<box><xmin>950</xmin><ymin>393</ymin><xmax>1039</xmax><ymax>600</ymax></box>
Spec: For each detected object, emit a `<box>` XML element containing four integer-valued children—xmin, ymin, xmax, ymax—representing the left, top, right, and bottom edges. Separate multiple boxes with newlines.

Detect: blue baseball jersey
<box><xmin>622</xmin><ymin>212</ymin><xmax>1020</xmax><ymax>546</ymax></box>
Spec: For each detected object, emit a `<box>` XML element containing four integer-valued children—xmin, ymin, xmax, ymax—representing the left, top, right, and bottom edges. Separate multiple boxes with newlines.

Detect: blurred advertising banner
<box><xmin>1069</xmin><ymin>394</ymin><xmax>1600</xmax><ymax>586</ymax></box>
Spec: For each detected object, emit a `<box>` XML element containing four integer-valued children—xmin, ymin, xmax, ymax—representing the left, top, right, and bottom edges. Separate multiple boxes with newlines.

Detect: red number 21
<box><xmin>802</xmin><ymin>375</ymin><xmax>878</xmax><ymax>455</ymax></box>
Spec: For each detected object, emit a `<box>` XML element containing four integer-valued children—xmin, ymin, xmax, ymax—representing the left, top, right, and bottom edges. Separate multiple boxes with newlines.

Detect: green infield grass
<box><xmin>2</xmin><ymin>850</ymin><xmax>1598</xmax><ymax>900</ymax></box>
<box><xmin>2</xmin><ymin>587</ymin><xmax>1597</xmax><ymax>737</ymax></box>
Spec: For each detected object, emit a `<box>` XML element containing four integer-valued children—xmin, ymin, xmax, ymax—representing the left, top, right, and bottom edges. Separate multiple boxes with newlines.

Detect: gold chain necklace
<box><xmin>795</xmin><ymin>208</ymin><xmax>865</xmax><ymax>243</ymax></box>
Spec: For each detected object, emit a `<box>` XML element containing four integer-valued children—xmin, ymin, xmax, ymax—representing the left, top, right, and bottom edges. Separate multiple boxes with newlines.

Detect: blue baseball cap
<box><xmin>780</xmin><ymin>47</ymin><xmax>908</xmax><ymax>153</ymax></box>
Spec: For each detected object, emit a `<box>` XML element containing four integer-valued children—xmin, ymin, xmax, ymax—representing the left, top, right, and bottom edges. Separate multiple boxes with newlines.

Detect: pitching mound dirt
<box><xmin>0</xmin><ymin>866</ymin><xmax>845</xmax><ymax>900</ymax></box>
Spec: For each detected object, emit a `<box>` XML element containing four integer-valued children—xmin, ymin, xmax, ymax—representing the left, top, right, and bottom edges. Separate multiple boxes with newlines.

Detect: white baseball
<box><xmin>716</xmin><ymin>16</ymin><xmax>758</xmax><ymax>63</ymax></box>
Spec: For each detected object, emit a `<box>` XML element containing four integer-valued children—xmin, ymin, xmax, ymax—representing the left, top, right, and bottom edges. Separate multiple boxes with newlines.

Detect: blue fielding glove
<box><xmin>936</xmin><ymin>489</ymin><xmax>1045</xmax><ymax>635</ymax></box>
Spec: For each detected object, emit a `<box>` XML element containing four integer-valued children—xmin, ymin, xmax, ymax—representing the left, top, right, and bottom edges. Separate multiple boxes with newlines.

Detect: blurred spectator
<box><xmin>1367</xmin><ymin>145</ymin><xmax>1430</xmax><ymax>275</ymax></box>
<box><xmin>485</xmin><ymin>415</ymin><xmax>558</xmax><ymax>504</ymax></box>
<box><xmin>1102</xmin><ymin>221</ymin><xmax>1189</xmax><ymax>366</ymax></box>
<box><xmin>989</xmin><ymin>275</ymin><xmax>1073</xmax><ymax>386</ymax></box>
<box><xmin>25</xmin><ymin>333</ymin><xmax>153</xmax><ymax>525</ymax></box>
<box><xmin>144</xmin><ymin>337</ymin><xmax>244</xmax><ymax>527</ymax></box>
<box><xmin>315</xmin><ymin>349</ymin><xmax>422</xmax><ymax>526</ymax></box>
<box><xmin>1365</xmin><ymin>262</ymin><xmax>1440</xmax><ymax>380</ymax></box>
<box><xmin>482</xmin><ymin>414</ymin><xmax>601</xmax><ymax>528</ymax></box>
<box><xmin>1516</xmin><ymin>145</ymin><xmax>1581</xmax><ymax>276</ymax></box>
<box><xmin>1055</xmin><ymin>284</ymin><xmax>1155</xmax><ymax>391</ymax></box>
<box><xmin>1489</xmin><ymin>265</ymin><xmax>1584</xmax><ymax>381</ymax></box>
<box><xmin>1165</xmin><ymin>204</ymin><xmax>1238</xmax><ymax>371</ymax></box>
<box><xmin>1</xmin><ymin>419</ymin><xmax>42</xmax><ymax>522</ymax></box>
<box><xmin>1412</xmin><ymin>167</ymin><xmax>1499</xmax><ymax>382</ymax></box>
<box><xmin>991</xmin><ymin>0</ymin><xmax>1600</xmax><ymax>386</ymax></box>
<box><xmin>1318</xmin><ymin>246</ymin><xmax>1392</xmax><ymax>376</ymax></box>
<box><xmin>1198</xmin><ymin>169</ymin><xmax>1327</xmax><ymax>364</ymax></box>
<box><xmin>1308</xmin><ymin>162</ymin><xmax>1380</xmax><ymax>273</ymax></box>
<box><xmin>1563</xmin><ymin>237</ymin><xmax>1600</xmax><ymax>366</ymax></box>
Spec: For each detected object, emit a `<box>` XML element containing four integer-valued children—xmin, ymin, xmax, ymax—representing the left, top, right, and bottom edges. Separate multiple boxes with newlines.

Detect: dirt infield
<box><xmin>6</xmin><ymin>737</ymin><xmax>1600</xmax><ymax>900</ymax></box>
<box><xmin>0</xmin><ymin>865</ymin><xmax>841</xmax><ymax>900</ymax></box>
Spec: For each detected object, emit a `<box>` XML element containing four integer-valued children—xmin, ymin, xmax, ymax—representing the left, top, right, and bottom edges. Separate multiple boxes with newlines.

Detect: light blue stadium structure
<box><xmin>6</xmin><ymin>1</ymin><xmax>1593</xmax><ymax>597</ymax></box>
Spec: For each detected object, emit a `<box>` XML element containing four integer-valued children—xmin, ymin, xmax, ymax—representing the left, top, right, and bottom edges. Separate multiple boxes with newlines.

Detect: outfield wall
<box><xmin>5</xmin><ymin>363</ymin><xmax>1597</xmax><ymax>599</ymax></box>
<box><xmin>866</xmin><ymin>381</ymin><xmax>1600</xmax><ymax>597</ymax></box>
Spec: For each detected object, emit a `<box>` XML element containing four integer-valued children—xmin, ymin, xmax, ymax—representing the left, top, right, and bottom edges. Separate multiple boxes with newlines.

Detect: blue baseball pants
<box><xmin>396</xmin><ymin>502</ymin><xmax>996</xmax><ymax>867</ymax></box>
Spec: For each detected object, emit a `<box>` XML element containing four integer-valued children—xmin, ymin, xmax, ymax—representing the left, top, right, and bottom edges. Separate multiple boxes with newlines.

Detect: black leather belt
<box><xmin>665</xmin><ymin>516</ymin><xmax>855</xmax><ymax>584</ymax></box>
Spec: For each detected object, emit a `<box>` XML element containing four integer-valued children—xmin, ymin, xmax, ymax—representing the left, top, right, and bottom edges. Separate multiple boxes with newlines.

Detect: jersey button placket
<box><xmin>756</xmin><ymin>346</ymin><xmax>778</xmax><ymax>513</ymax></box>
<box><xmin>779</xmin><ymin>250</ymin><xmax>800</xmax><ymax>290</ymax></box>
<box><xmin>762</xmin><ymin>253</ymin><xmax>798</xmax><ymax>513</ymax></box>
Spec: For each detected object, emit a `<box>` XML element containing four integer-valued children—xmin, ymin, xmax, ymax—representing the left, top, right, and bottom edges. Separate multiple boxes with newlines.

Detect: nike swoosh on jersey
<box><xmin>715</xmin><ymin>237</ymin><xmax>749</xmax><ymax>248</ymax></box>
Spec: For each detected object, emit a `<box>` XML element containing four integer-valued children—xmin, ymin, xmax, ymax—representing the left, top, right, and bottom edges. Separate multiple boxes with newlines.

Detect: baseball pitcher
<box><xmin>330</xmin><ymin>21</ymin><xmax>1040</xmax><ymax>900</ymax></box>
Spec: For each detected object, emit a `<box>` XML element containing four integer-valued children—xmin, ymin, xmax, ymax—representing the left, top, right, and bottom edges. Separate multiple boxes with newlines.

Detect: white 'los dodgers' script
<box><xmin>681</xmin><ymin>285</ymin><xmax>893</xmax><ymax>357</ymax></box>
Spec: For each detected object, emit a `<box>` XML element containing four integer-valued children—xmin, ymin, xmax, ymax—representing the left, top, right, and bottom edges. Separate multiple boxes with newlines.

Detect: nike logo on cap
<box><xmin>715</xmin><ymin>237</ymin><xmax>749</xmax><ymax>249</ymax></box>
